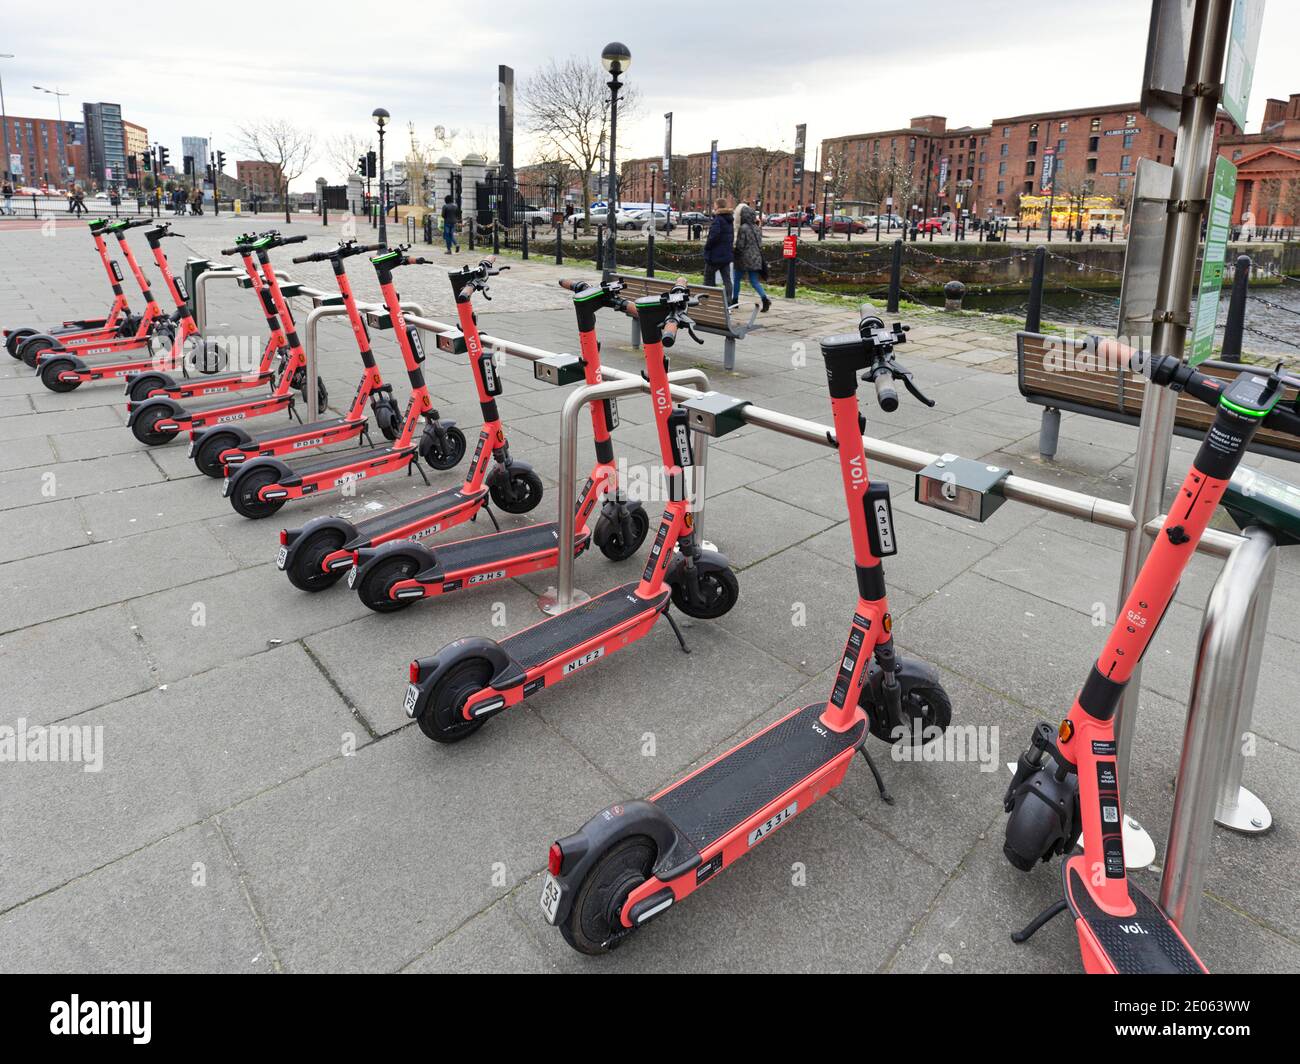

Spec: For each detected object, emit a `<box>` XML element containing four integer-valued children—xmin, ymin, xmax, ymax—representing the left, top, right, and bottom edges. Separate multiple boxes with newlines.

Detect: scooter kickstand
<box><xmin>662</xmin><ymin>608</ymin><xmax>692</xmax><ymax>654</ymax></box>
<box><xmin>858</xmin><ymin>747</ymin><xmax>895</xmax><ymax>804</ymax></box>
<box><xmin>478</xmin><ymin>504</ymin><xmax>500</xmax><ymax>532</ymax></box>
<box><xmin>413</xmin><ymin>459</ymin><xmax>430</xmax><ymax>486</ymax></box>
<box><xmin>1010</xmin><ymin>898</ymin><xmax>1068</xmax><ymax>944</ymax></box>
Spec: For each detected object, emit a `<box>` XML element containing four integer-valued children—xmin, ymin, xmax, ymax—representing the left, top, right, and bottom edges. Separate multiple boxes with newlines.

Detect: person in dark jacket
<box><xmin>732</xmin><ymin>203</ymin><xmax>770</xmax><ymax>311</ymax></box>
<box><xmin>440</xmin><ymin>194</ymin><xmax>461</xmax><ymax>254</ymax></box>
<box><xmin>702</xmin><ymin>198</ymin><xmax>734</xmax><ymax>304</ymax></box>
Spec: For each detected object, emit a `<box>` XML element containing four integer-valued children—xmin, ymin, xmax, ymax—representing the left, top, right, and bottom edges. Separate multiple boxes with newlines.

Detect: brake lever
<box><xmin>895</xmin><ymin>363</ymin><xmax>936</xmax><ymax>407</ymax></box>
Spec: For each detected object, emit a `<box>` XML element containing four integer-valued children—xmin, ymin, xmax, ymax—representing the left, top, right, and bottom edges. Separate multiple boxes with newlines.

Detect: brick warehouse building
<box><xmin>0</xmin><ymin>115</ymin><xmax>89</xmax><ymax>188</ymax></box>
<box><xmin>1217</xmin><ymin>93</ymin><xmax>1300</xmax><ymax>225</ymax></box>
<box><xmin>621</xmin><ymin>148</ymin><xmax>821</xmax><ymax>213</ymax></box>
<box><xmin>236</xmin><ymin>160</ymin><xmax>284</xmax><ymax>199</ymax></box>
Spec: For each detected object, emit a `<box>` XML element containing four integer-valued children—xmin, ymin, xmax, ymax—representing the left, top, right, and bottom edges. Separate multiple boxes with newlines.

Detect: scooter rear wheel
<box><xmin>125</xmin><ymin>373</ymin><xmax>170</xmax><ymax>403</ymax></box>
<box><xmin>671</xmin><ymin>567</ymin><xmax>739</xmax><ymax>619</ymax></box>
<box><xmin>131</xmin><ymin>405</ymin><xmax>181</xmax><ymax>446</ymax></box>
<box><xmin>285</xmin><ymin>528</ymin><xmax>348</xmax><ymax>592</ymax></box>
<box><xmin>193</xmin><ymin>430</ymin><xmax>242</xmax><ymax>478</ymax></box>
<box><xmin>6</xmin><ymin>328</ymin><xmax>36</xmax><ymax>359</ymax></box>
<box><xmin>415</xmin><ymin>658</ymin><xmax>491</xmax><ymax>744</ymax></box>
<box><xmin>22</xmin><ymin>336</ymin><xmax>58</xmax><ymax>369</ymax></box>
<box><xmin>38</xmin><ymin>359</ymin><xmax>80</xmax><ymax>393</ymax></box>
<box><xmin>229</xmin><ymin>467</ymin><xmax>286</xmax><ymax>520</ymax></box>
<box><xmin>356</xmin><ymin>555</ymin><xmax>420</xmax><ymax>613</ymax></box>
<box><xmin>559</xmin><ymin>836</ymin><xmax>656</xmax><ymax>955</ymax></box>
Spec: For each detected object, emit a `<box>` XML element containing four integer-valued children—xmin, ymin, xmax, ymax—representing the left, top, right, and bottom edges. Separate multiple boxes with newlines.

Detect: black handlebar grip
<box><xmin>220</xmin><ymin>246</ymin><xmax>244</xmax><ymax>255</ymax></box>
<box><xmin>558</xmin><ymin>278</ymin><xmax>586</xmax><ymax>292</ymax></box>
<box><xmin>662</xmin><ymin>320</ymin><xmax>680</xmax><ymax>348</ymax></box>
<box><xmin>874</xmin><ymin>370</ymin><xmax>899</xmax><ymax>412</ymax></box>
<box><xmin>290</xmin><ymin>254</ymin><xmax>314</xmax><ymax>264</ymax></box>
<box><xmin>283</xmin><ymin>234</ymin><xmax>308</xmax><ymax>245</ymax></box>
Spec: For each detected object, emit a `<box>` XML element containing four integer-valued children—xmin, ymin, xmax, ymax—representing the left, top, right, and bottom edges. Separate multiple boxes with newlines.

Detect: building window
<box><xmin>1119</xmin><ymin>176</ymin><xmax>1129</xmax><ymax>192</ymax></box>
<box><xmin>1122</xmin><ymin>133</ymin><xmax>1135</xmax><ymax>149</ymax></box>
<box><xmin>1024</xmin><ymin>181</ymin><xmax>1033</xmax><ymax>194</ymax></box>
<box><xmin>1026</xmin><ymin>161</ymin><xmax>1036</xmax><ymax>176</ymax></box>
<box><xmin>1158</xmin><ymin>134</ymin><xmax>1164</xmax><ymax>148</ymax></box>
<box><xmin>1090</xmin><ymin>117</ymin><xmax>1101</xmax><ymax>132</ymax></box>
<box><xmin>1086</xmin><ymin>158</ymin><xmax>1097</xmax><ymax>173</ymax></box>
<box><xmin>1125</xmin><ymin>114</ymin><xmax>1137</xmax><ymax>126</ymax></box>
<box><xmin>1002</xmin><ymin>126</ymin><xmax>1010</xmax><ymax>137</ymax></box>
<box><xmin>1059</xmin><ymin>121</ymin><xmax>1069</xmax><ymax>132</ymax></box>
<box><xmin>1056</xmin><ymin>139</ymin><xmax>1066</xmax><ymax>155</ymax></box>
<box><xmin>1232</xmin><ymin>149</ymin><xmax>1242</xmax><ymax>160</ymax></box>
<box><xmin>1029</xmin><ymin>123</ymin><xmax>1039</xmax><ymax>137</ymax></box>
<box><xmin>1000</xmin><ymin>142</ymin><xmax>1009</xmax><ymax>156</ymax></box>
<box><xmin>997</xmin><ymin>181</ymin><xmax>1005</xmax><ymax>194</ymax></box>
<box><xmin>1027</xmin><ymin>140</ymin><xmax>1037</xmax><ymax>156</ymax></box>
<box><xmin>1120</xmin><ymin>155</ymin><xmax>1131</xmax><ymax>171</ymax></box>
<box><xmin>1088</xmin><ymin>136</ymin><xmax>1099</xmax><ymax>152</ymax></box>
<box><xmin>998</xmin><ymin>160</ymin><xmax>1007</xmax><ymax>174</ymax></box>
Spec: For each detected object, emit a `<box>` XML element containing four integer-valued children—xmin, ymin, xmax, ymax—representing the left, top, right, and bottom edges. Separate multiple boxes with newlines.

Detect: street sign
<box><xmin>782</xmin><ymin>234</ymin><xmax>797</xmax><ymax>259</ymax></box>
<box><xmin>1141</xmin><ymin>0</ymin><xmax>1195</xmax><ymax>128</ymax></box>
<box><xmin>709</xmin><ymin>140</ymin><xmax>718</xmax><ymax>191</ymax></box>
<box><xmin>1118</xmin><ymin>157</ymin><xmax>1174</xmax><ymax>340</ymax></box>
<box><xmin>792</xmin><ymin>124</ymin><xmax>806</xmax><ymax>187</ymax></box>
<box><xmin>1190</xmin><ymin>155</ymin><xmax>1237</xmax><ymax>366</ymax></box>
<box><xmin>1223</xmin><ymin>0</ymin><xmax>1265</xmax><ymax>130</ymax></box>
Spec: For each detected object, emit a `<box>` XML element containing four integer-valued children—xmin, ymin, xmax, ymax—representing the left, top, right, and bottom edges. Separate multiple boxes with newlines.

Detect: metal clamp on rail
<box><xmin>534</xmin><ymin>353</ymin><xmax>585</xmax><ymax>386</ymax></box>
<box><xmin>915</xmin><ymin>454</ymin><xmax>1012</xmax><ymax>523</ymax></box>
<box><xmin>680</xmin><ymin>391</ymin><xmax>750</xmax><ymax>437</ymax></box>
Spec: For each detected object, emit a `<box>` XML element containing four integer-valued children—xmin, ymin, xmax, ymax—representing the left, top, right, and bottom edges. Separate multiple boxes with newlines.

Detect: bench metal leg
<box><xmin>630</xmin><ymin>317</ymin><xmax>641</xmax><ymax>350</ymax></box>
<box><xmin>1038</xmin><ymin>407</ymin><xmax>1060</xmax><ymax>460</ymax></box>
<box><xmin>724</xmin><ymin>336</ymin><xmax>735</xmax><ymax>372</ymax></box>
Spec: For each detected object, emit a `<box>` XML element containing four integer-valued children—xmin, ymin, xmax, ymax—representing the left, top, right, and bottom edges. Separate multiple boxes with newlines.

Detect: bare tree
<box><xmin>738</xmin><ymin>146</ymin><xmax>788</xmax><ymax>212</ymax></box>
<box><xmin>236</xmin><ymin>119</ymin><xmax>315</xmax><ymax>212</ymax></box>
<box><xmin>325</xmin><ymin>132</ymin><xmax>370</xmax><ymax>183</ymax></box>
<box><xmin>521</xmin><ymin>56</ymin><xmax>639</xmax><ymax>228</ymax></box>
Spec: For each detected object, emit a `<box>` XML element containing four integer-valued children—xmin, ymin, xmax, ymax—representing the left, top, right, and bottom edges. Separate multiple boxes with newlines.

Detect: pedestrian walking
<box><xmin>732</xmin><ymin>203</ymin><xmax>771</xmax><ymax>312</ymax></box>
<box><xmin>440</xmin><ymin>194</ymin><xmax>461</xmax><ymax>255</ymax></box>
<box><xmin>702</xmin><ymin>198</ymin><xmax>734</xmax><ymax>304</ymax></box>
<box><xmin>191</xmin><ymin>186</ymin><xmax>203</xmax><ymax>215</ymax></box>
<box><xmin>1</xmin><ymin>180</ymin><xmax>13</xmax><ymax>216</ymax></box>
<box><xmin>71</xmin><ymin>186</ymin><xmax>87</xmax><ymax>217</ymax></box>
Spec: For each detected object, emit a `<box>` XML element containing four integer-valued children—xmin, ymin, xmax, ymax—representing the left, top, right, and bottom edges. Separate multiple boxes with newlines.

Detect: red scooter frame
<box><xmin>1002</xmin><ymin>337</ymin><xmax>1300</xmax><ymax>974</ymax></box>
<box><xmin>21</xmin><ymin>218</ymin><xmax>172</xmax><ymax>369</ymax></box>
<box><xmin>539</xmin><ymin>310</ymin><xmax>949</xmax><ymax>954</ymax></box>
<box><xmin>223</xmin><ymin>247</ymin><xmax>489</xmax><ymax>519</ymax></box>
<box><xmin>35</xmin><ymin>223</ymin><xmax>201</xmax><ymax>392</ymax></box>
<box><xmin>402</xmin><ymin>280</ymin><xmax>739</xmax><ymax>745</ymax></box>
<box><xmin>124</xmin><ymin>232</ymin><xmax>322</xmax><ymax>445</ymax></box>
<box><xmin>273</xmin><ymin>257</ymin><xmax>543</xmax><ymax>584</ymax></box>
<box><xmin>348</xmin><ymin>276</ymin><xmax>648</xmax><ymax>612</ymax></box>
<box><xmin>122</xmin><ymin>231</ymin><xmax>294</xmax><ymax>404</ymax></box>
<box><xmin>187</xmin><ymin>239</ymin><xmax>405</xmax><ymax>477</ymax></box>
<box><xmin>5</xmin><ymin>218</ymin><xmax>152</xmax><ymax>359</ymax></box>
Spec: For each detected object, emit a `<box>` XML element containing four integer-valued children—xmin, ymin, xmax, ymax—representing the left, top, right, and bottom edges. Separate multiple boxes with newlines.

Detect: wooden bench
<box><xmin>1017</xmin><ymin>331</ymin><xmax>1300</xmax><ymax>462</ymax></box>
<box><xmin>610</xmin><ymin>272</ymin><xmax>761</xmax><ymax>371</ymax></box>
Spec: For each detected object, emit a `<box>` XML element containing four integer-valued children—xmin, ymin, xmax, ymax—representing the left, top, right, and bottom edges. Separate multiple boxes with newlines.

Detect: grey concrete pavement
<box><xmin>0</xmin><ymin>217</ymin><xmax>1297</xmax><ymax>974</ymax></box>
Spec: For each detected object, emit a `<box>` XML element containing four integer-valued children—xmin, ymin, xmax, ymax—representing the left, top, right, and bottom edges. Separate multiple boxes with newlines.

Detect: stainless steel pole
<box><xmin>1160</xmin><ymin>524</ymin><xmax>1275</xmax><ymax>939</ymax></box>
<box><xmin>1113</xmin><ymin>0</ymin><xmax>1233</xmax><ymax>828</ymax></box>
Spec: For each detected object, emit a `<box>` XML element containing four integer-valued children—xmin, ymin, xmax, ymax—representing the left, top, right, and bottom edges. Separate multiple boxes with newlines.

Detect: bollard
<box><xmin>784</xmin><ymin>252</ymin><xmax>797</xmax><ymax>300</ymax></box>
<box><xmin>646</xmin><ymin>232</ymin><xmax>655</xmax><ymax>277</ymax></box>
<box><xmin>555</xmin><ymin>224</ymin><xmax>563</xmax><ymax>266</ymax></box>
<box><xmin>322</xmin><ymin>198</ymin><xmax>329</xmax><ymax>226</ymax></box>
<box><xmin>875</xmin><ymin>216</ymin><xmax>881</xmax><ymax>241</ymax></box>
<box><xmin>492</xmin><ymin>218</ymin><xmax>500</xmax><ymax>255</ymax></box>
<box><xmin>887</xmin><ymin>239</ymin><xmax>903</xmax><ymax>313</ymax></box>
<box><xmin>943</xmin><ymin>280</ymin><xmax>965</xmax><ymax>311</ymax></box>
<box><xmin>522</xmin><ymin>220</ymin><xmax>529</xmax><ymax>260</ymax></box>
<box><xmin>596</xmin><ymin>225</ymin><xmax>604</xmax><ymax>267</ymax></box>
<box><xmin>1220</xmin><ymin>255</ymin><xmax>1251</xmax><ymax>362</ymax></box>
<box><xmin>1025</xmin><ymin>245</ymin><xmax>1047</xmax><ymax>332</ymax></box>
<box><xmin>468</xmin><ymin>218</ymin><xmax>475</xmax><ymax>250</ymax></box>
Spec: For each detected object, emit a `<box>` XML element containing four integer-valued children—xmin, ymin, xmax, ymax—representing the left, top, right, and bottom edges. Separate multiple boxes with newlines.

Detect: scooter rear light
<box><xmin>409</xmin><ymin>660</ymin><xmax>421</xmax><ymax>684</ymax></box>
<box><xmin>548</xmin><ymin>843</ymin><xmax>563</xmax><ymax>876</ymax></box>
<box><xmin>279</xmin><ymin>529</ymin><xmax>288</xmax><ymax>546</ymax></box>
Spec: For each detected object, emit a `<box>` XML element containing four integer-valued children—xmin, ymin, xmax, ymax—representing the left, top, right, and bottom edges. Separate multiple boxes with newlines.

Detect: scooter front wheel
<box><xmin>415</xmin><ymin>658</ymin><xmax>491</xmax><ymax>744</ymax></box>
<box><xmin>671</xmin><ymin>567</ymin><xmax>739</xmax><ymax>619</ymax></box>
<box><xmin>424</xmin><ymin>426</ymin><xmax>467</xmax><ymax>471</ymax></box>
<box><xmin>865</xmin><ymin>677</ymin><xmax>953</xmax><ymax>745</ymax></box>
<box><xmin>595</xmin><ymin>503</ymin><xmax>649</xmax><ymax>562</ymax></box>
<box><xmin>490</xmin><ymin>467</ymin><xmax>544</xmax><ymax>514</ymax></box>
<box><xmin>558</xmin><ymin>836</ymin><xmax>656</xmax><ymax>955</ymax></box>
<box><xmin>286</xmin><ymin>528</ymin><xmax>348</xmax><ymax>592</ymax></box>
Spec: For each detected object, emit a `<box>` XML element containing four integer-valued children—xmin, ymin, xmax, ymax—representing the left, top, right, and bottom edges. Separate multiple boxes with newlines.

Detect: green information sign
<box><xmin>1190</xmin><ymin>155</ymin><xmax>1238</xmax><ymax>366</ymax></box>
<box><xmin>1223</xmin><ymin>0</ymin><xmax>1265</xmax><ymax>131</ymax></box>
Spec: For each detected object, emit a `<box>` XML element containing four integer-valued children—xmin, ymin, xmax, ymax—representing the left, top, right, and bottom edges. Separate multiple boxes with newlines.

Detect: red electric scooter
<box><xmin>122</xmin><ymin>231</ymin><xmax>297</xmax><ymax>404</ymax></box>
<box><xmin>1000</xmin><ymin>337</ymin><xmax>1300</xmax><ymax>974</ymax></box>
<box><xmin>5</xmin><ymin>218</ymin><xmax>154</xmax><ymax>359</ymax></box>
<box><xmin>34</xmin><ymin>222</ymin><xmax>202</xmax><ymax>392</ymax></box>
<box><xmin>224</xmin><ymin>249</ymin><xmax>504</xmax><ymax>520</ymax></box>
<box><xmin>186</xmin><ymin>239</ymin><xmax>410</xmax><ymax>477</ymax></box>
<box><xmin>349</xmin><ymin>276</ymin><xmax>649</xmax><ymax>611</ymax></box>
<box><xmin>274</xmin><ymin>257</ymin><xmax>543</xmax><ymax>583</ymax></box>
<box><xmin>124</xmin><ymin>231</ymin><xmax>327</xmax><ymax>445</ymax></box>
<box><xmin>402</xmin><ymin>280</ymin><xmax>739</xmax><ymax>745</ymax></box>
<box><xmin>539</xmin><ymin>309</ymin><xmax>950</xmax><ymax>954</ymax></box>
<box><xmin>19</xmin><ymin>218</ymin><xmax>174</xmax><ymax>369</ymax></box>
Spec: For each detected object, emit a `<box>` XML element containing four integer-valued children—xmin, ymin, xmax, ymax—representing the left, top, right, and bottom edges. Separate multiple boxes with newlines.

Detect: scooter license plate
<box><xmin>403</xmin><ymin>683</ymin><xmax>420</xmax><ymax>718</ymax></box>
<box><xmin>347</xmin><ymin>565</ymin><xmax>359</xmax><ymax>589</ymax></box>
<box><xmin>276</xmin><ymin>546</ymin><xmax>288</xmax><ymax>570</ymax></box>
<box><xmin>539</xmin><ymin>873</ymin><xmax>563</xmax><ymax>925</ymax></box>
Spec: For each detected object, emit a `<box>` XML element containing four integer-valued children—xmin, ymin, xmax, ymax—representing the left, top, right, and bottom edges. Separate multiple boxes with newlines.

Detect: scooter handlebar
<box><xmin>558</xmin><ymin>278</ymin><xmax>590</xmax><ymax>292</ymax></box>
<box><xmin>873</xmin><ymin>368</ymin><xmax>899</xmax><ymax>412</ymax></box>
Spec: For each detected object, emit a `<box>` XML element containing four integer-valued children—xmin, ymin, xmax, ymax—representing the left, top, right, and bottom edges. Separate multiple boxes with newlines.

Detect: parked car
<box><xmin>916</xmin><ymin>216</ymin><xmax>945</xmax><ymax>233</ymax></box>
<box><xmin>518</xmin><ymin>204</ymin><xmax>553</xmax><ymax>225</ymax></box>
<box><xmin>813</xmin><ymin>214</ymin><xmax>868</xmax><ymax>234</ymax></box>
<box><xmin>678</xmin><ymin>211</ymin><xmax>710</xmax><ymax>226</ymax></box>
<box><xmin>618</xmin><ymin>208</ymin><xmax>671</xmax><ymax>230</ymax></box>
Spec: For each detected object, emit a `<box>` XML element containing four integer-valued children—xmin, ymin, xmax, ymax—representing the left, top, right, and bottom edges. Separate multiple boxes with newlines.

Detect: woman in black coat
<box><xmin>702</xmin><ymin>199</ymin><xmax>734</xmax><ymax>303</ymax></box>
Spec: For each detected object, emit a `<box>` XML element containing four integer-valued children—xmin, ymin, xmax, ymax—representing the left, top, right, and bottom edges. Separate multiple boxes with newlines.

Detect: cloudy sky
<box><xmin>2</xmin><ymin>0</ymin><xmax>1295</xmax><ymax>188</ymax></box>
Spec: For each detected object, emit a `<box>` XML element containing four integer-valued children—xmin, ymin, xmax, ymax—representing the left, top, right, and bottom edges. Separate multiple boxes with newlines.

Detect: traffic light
<box><xmin>142</xmin><ymin>151</ymin><xmax>152</xmax><ymax>173</ymax></box>
<box><xmin>127</xmin><ymin>155</ymin><xmax>137</xmax><ymax>175</ymax></box>
<box><xmin>357</xmin><ymin>155</ymin><xmax>367</xmax><ymax>176</ymax></box>
<box><xmin>215</xmin><ymin>150</ymin><xmax>225</xmax><ymax>174</ymax></box>
<box><xmin>157</xmin><ymin>145</ymin><xmax>169</xmax><ymax>169</ymax></box>
<box><xmin>183</xmin><ymin>155</ymin><xmax>194</xmax><ymax>176</ymax></box>
<box><xmin>206</xmin><ymin>164</ymin><xmax>215</xmax><ymax>185</ymax></box>
<box><xmin>366</xmin><ymin>150</ymin><xmax>377</xmax><ymax>178</ymax></box>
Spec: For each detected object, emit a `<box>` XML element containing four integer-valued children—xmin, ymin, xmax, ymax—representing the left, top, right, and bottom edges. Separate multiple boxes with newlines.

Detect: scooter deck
<box><xmin>652</xmin><ymin>701</ymin><xmax>865</xmax><ymax>851</ymax></box>
<box><xmin>345</xmin><ymin>486</ymin><xmax>487</xmax><ymax>545</ymax></box>
<box><xmin>414</xmin><ymin>521</ymin><xmax>578</xmax><ymax>581</ymax></box>
<box><xmin>156</xmin><ymin>367</ymin><xmax>274</xmax><ymax>391</ymax></box>
<box><xmin>1065</xmin><ymin>866</ymin><xmax>1206</xmax><ymax>974</ymax></box>
<box><xmin>245</xmin><ymin>415</ymin><xmax>356</xmax><ymax>445</ymax></box>
<box><xmin>164</xmin><ymin>390</ymin><xmax>293</xmax><ymax>418</ymax></box>
<box><xmin>278</xmin><ymin>442</ymin><xmax>413</xmax><ymax>479</ymax></box>
<box><xmin>501</xmin><ymin>581</ymin><xmax>668</xmax><ymax>671</ymax></box>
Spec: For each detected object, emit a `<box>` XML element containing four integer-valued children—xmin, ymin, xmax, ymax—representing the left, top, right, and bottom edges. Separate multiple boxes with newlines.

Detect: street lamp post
<box><xmin>33</xmin><ymin>84</ymin><xmax>70</xmax><ymax>188</ymax></box>
<box><xmin>600</xmin><ymin>43</ymin><xmax>630</xmax><ymax>272</ymax></box>
<box><xmin>0</xmin><ymin>55</ymin><xmax>13</xmax><ymax>186</ymax></box>
<box><xmin>649</xmin><ymin>163</ymin><xmax>657</xmax><ymax>228</ymax></box>
<box><xmin>373</xmin><ymin>107</ymin><xmax>390</xmax><ymax>246</ymax></box>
